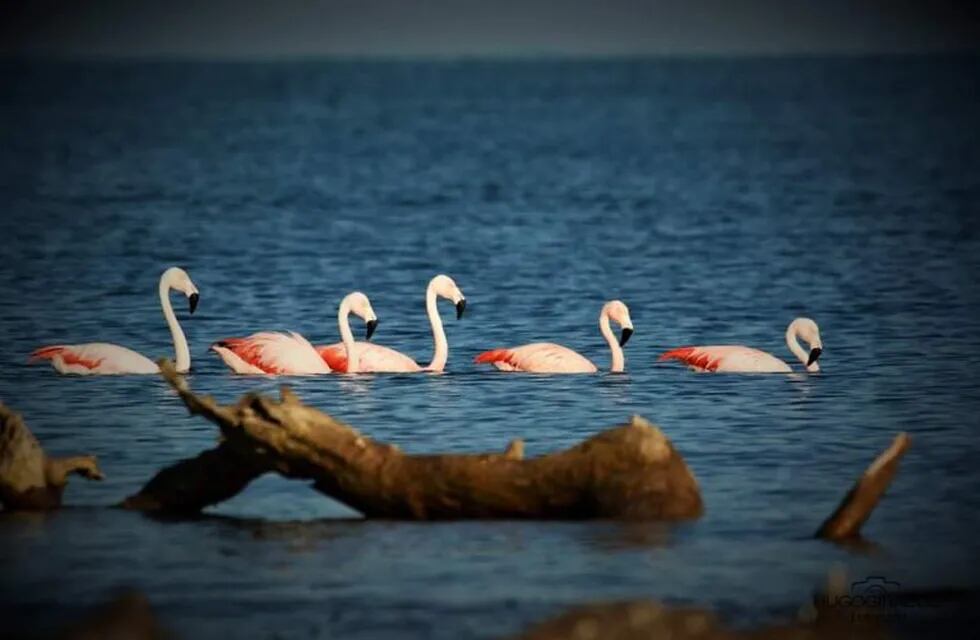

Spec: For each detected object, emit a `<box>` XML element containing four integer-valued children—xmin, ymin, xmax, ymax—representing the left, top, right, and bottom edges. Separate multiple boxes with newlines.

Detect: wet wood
<box><xmin>514</xmin><ymin>589</ymin><xmax>892</xmax><ymax>640</ymax></box>
<box><xmin>55</xmin><ymin>590</ymin><xmax>169</xmax><ymax>640</ymax></box>
<box><xmin>122</xmin><ymin>359</ymin><xmax>704</xmax><ymax>520</ymax></box>
<box><xmin>815</xmin><ymin>432</ymin><xmax>911</xmax><ymax>540</ymax></box>
<box><xmin>0</xmin><ymin>402</ymin><xmax>103</xmax><ymax>511</ymax></box>
<box><xmin>46</xmin><ymin>584</ymin><xmax>904</xmax><ymax>640</ymax></box>
<box><xmin>513</xmin><ymin>601</ymin><xmax>731</xmax><ymax>640</ymax></box>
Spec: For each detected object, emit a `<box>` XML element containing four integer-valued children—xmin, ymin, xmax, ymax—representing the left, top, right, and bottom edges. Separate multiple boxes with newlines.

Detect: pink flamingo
<box><xmin>474</xmin><ymin>300</ymin><xmax>634</xmax><ymax>374</ymax></box>
<box><xmin>316</xmin><ymin>274</ymin><xmax>466</xmax><ymax>373</ymax></box>
<box><xmin>210</xmin><ymin>292</ymin><xmax>378</xmax><ymax>375</ymax></box>
<box><xmin>659</xmin><ymin>317</ymin><xmax>823</xmax><ymax>373</ymax></box>
<box><xmin>30</xmin><ymin>267</ymin><xmax>200</xmax><ymax>375</ymax></box>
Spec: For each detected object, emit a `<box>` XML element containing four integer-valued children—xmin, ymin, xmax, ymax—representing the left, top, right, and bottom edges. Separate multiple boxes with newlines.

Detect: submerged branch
<box><xmin>815</xmin><ymin>432</ymin><xmax>911</xmax><ymax>541</ymax></box>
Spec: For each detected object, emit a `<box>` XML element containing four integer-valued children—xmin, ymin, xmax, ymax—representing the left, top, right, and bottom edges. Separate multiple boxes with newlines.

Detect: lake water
<box><xmin>1</xmin><ymin>56</ymin><xmax>979</xmax><ymax>638</ymax></box>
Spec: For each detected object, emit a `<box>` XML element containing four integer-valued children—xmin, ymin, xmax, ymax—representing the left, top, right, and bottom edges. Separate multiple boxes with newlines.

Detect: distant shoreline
<box><xmin>3</xmin><ymin>50</ymin><xmax>979</xmax><ymax>65</ymax></box>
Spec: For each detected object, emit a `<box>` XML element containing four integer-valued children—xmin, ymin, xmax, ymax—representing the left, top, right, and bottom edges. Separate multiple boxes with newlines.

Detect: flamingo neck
<box><xmin>159</xmin><ymin>278</ymin><xmax>190</xmax><ymax>373</ymax></box>
<box><xmin>338</xmin><ymin>296</ymin><xmax>360</xmax><ymax>373</ymax></box>
<box><xmin>785</xmin><ymin>323</ymin><xmax>811</xmax><ymax>371</ymax></box>
<box><xmin>600</xmin><ymin>312</ymin><xmax>624</xmax><ymax>373</ymax></box>
<box><xmin>425</xmin><ymin>281</ymin><xmax>448</xmax><ymax>371</ymax></box>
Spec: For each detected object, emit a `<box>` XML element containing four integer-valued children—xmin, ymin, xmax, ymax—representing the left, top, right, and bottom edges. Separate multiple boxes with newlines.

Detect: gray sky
<box><xmin>3</xmin><ymin>0</ymin><xmax>978</xmax><ymax>58</ymax></box>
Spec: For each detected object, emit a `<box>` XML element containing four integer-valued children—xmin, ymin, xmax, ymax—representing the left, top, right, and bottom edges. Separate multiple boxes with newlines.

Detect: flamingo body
<box><xmin>313</xmin><ymin>274</ymin><xmax>465</xmax><ymax>374</ymax></box>
<box><xmin>659</xmin><ymin>317</ymin><xmax>824</xmax><ymax>374</ymax></box>
<box><xmin>474</xmin><ymin>343</ymin><xmax>598</xmax><ymax>373</ymax></box>
<box><xmin>31</xmin><ymin>267</ymin><xmax>199</xmax><ymax>376</ymax></box>
<box><xmin>211</xmin><ymin>332</ymin><xmax>332</xmax><ymax>375</ymax></box>
<box><xmin>475</xmin><ymin>300</ymin><xmax>634</xmax><ymax>375</ymax></box>
<box><xmin>658</xmin><ymin>345</ymin><xmax>792</xmax><ymax>373</ymax></box>
<box><xmin>30</xmin><ymin>344</ymin><xmax>159</xmax><ymax>375</ymax></box>
<box><xmin>317</xmin><ymin>342</ymin><xmax>422</xmax><ymax>373</ymax></box>
<box><xmin>212</xmin><ymin>291</ymin><xmax>377</xmax><ymax>375</ymax></box>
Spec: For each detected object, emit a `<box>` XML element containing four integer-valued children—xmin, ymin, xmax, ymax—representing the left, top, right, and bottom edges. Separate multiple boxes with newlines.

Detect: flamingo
<box><xmin>210</xmin><ymin>292</ymin><xmax>378</xmax><ymax>375</ymax></box>
<box><xmin>316</xmin><ymin>275</ymin><xmax>466</xmax><ymax>373</ymax></box>
<box><xmin>30</xmin><ymin>266</ymin><xmax>200</xmax><ymax>375</ymax></box>
<box><xmin>474</xmin><ymin>300</ymin><xmax>634</xmax><ymax>374</ymax></box>
<box><xmin>659</xmin><ymin>317</ymin><xmax>823</xmax><ymax>373</ymax></box>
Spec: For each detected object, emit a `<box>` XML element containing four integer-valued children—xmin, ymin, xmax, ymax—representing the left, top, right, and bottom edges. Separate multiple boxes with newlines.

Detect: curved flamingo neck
<box><xmin>785</xmin><ymin>322</ymin><xmax>810</xmax><ymax>370</ymax></box>
<box><xmin>425</xmin><ymin>280</ymin><xmax>448</xmax><ymax>371</ymax></box>
<box><xmin>599</xmin><ymin>312</ymin><xmax>624</xmax><ymax>373</ymax></box>
<box><xmin>338</xmin><ymin>295</ymin><xmax>360</xmax><ymax>373</ymax></box>
<box><xmin>159</xmin><ymin>276</ymin><xmax>190</xmax><ymax>373</ymax></box>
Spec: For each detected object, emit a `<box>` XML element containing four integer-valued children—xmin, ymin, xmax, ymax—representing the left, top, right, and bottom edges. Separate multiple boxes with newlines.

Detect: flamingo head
<box><xmin>430</xmin><ymin>274</ymin><xmax>466</xmax><ymax>319</ymax></box>
<box><xmin>790</xmin><ymin>317</ymin><xmax>822</xmax><ymax>372</ymax></box>
<box><xmin>603</xmin><ymin>300</ymin><xmax>634</xmax><ymax>346</ymax></box>
<box><xmin>163</xmin><ymin>266</ymin><xmax>200</xmax><ymax>314</ymax></box>
<box><xmin>346</xmin><ymin>292</ymin><xmax>379</xmax><ymax>340</ymax></box>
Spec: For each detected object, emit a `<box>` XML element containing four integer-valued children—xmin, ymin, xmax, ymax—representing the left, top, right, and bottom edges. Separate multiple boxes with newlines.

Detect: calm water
<box><xmin>1</xmin><ymin>57</ymin><xmax>979</xmax><ymax>638</ymax></box>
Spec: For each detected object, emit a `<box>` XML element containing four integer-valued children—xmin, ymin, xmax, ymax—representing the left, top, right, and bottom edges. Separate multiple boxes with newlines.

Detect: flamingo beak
<box><xmin>619</xmin><ymin>327</ymin><xmax>634</xmax><ymax>347</ymax></box>
<box><xmin>456</xmin><ymin>299</ymin><xmax>466</xmax><ymax>319</ymax></box>
<box><xmin>365</xmin><ymin>319</ymin><xmax>378</xmax><ymax>341</ymax></box>
<box><xmin>807</xmin><ymin>347</ymin><xmax>822</xmax><ymax>366</ymax></box>
<box><xmin>189</xmin><ymin>293</ymin><xmax>199</xmax><ymax>314</ymax></box>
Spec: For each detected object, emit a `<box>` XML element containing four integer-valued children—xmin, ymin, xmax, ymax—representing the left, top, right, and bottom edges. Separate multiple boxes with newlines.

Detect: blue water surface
<box><xmin>1</xmin><ymin>56</ymin><xmax>979</xmax><ymax>638</ymax></box>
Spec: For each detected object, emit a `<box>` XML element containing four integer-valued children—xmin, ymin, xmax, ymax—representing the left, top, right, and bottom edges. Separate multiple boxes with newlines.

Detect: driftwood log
<box><xmin>122</xmin><ymin>360</ymin><xmax>704</xmax><ymax>520</ymax></box>
<box><xmin>513</xmin><ymin>596</ymin><xmax>891</xmax><ymax>640</ymax></box>
<box><xmin>514</xmin><ymin>566</ymin><xmax>893</xmax><ymax>640</ymax></box>
<box><xmin>0</xmin><ymin>403</ymin><xmax>103</xmax><ymax>511</ymax></box>
<box><xmin>815</xmin><ymin>432</ymin><xmax>911</xmax><ymax>541</ymax></box>
<box><xmin>514</xmin><ymin>568</ymin><xmax>978</xmax><ymax>640</ymax></box>
<box><xmin>54</xmin><ymin>591</ymin><xmax>170</xmax><ymax>640</ymax></box>
<box><xmin>41</xmin><ymin>572</ymin><xmax>979</xmax><ymax>640</ymax></box>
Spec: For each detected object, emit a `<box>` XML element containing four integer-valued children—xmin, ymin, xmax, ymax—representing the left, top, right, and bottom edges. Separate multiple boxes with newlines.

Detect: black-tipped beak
<box><xmin>807</xmin><ymin>347</ymin><xmax>822</xmax><ymax>366</ymax></box>
<box><xmin>189</xmin><ymin>293</ymin><xmax>199</xmax><ymax>314</ymax></box>
<box><xmin>619</xmin><ymin>327</ymin><xmax>634</xmax><ymax>347</ymax></box>
<box><xmin>456</xmin><ymin>299</ymin><xmax>466</xmax><ymax>320</ymax></box>
<box><xmin>365</xmin><ymin>319</ymin><xmax>378</xmax><ymax>341</ymax></box>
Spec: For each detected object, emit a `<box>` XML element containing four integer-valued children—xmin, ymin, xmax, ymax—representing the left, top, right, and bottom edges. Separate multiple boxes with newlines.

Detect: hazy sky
<box><xmin>2</xmin><ymin>0</ymin><xmax>978</xmax><ymax>58</ymax></box>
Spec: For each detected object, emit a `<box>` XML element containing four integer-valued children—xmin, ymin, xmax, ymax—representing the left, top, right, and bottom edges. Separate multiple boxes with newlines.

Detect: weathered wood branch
<box><xmin>815</xmin><ymin>432</ymin><xmax>911</xmax><ymax>540</ymax></box>
<box><xmin>0</xmin><ymin>403</ymin><xmax>103</xmax><ymax>511</ymax></box>
<box><xmin>122</xmin><ymin>360</ymin><xmax>704</xmax><ymax>520</ymax></box>
<box><xmin>514</xmin><ymin>569</ymin><xmax>895</xmax><ymax>640</ymax></box>
<box><xmin>54</xmin><ymin>591</ymin><xmax>170</xmax><ymax>640</ymax></box>
<box><xmin>512</xmin><ymin>595</ymin><xmax>891</xmax><ymax>640</ymax></box>
<box><xmin>119</xmin><ymin>442</ymin><xmax>270</xmax><ymax>513</ymax></box>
